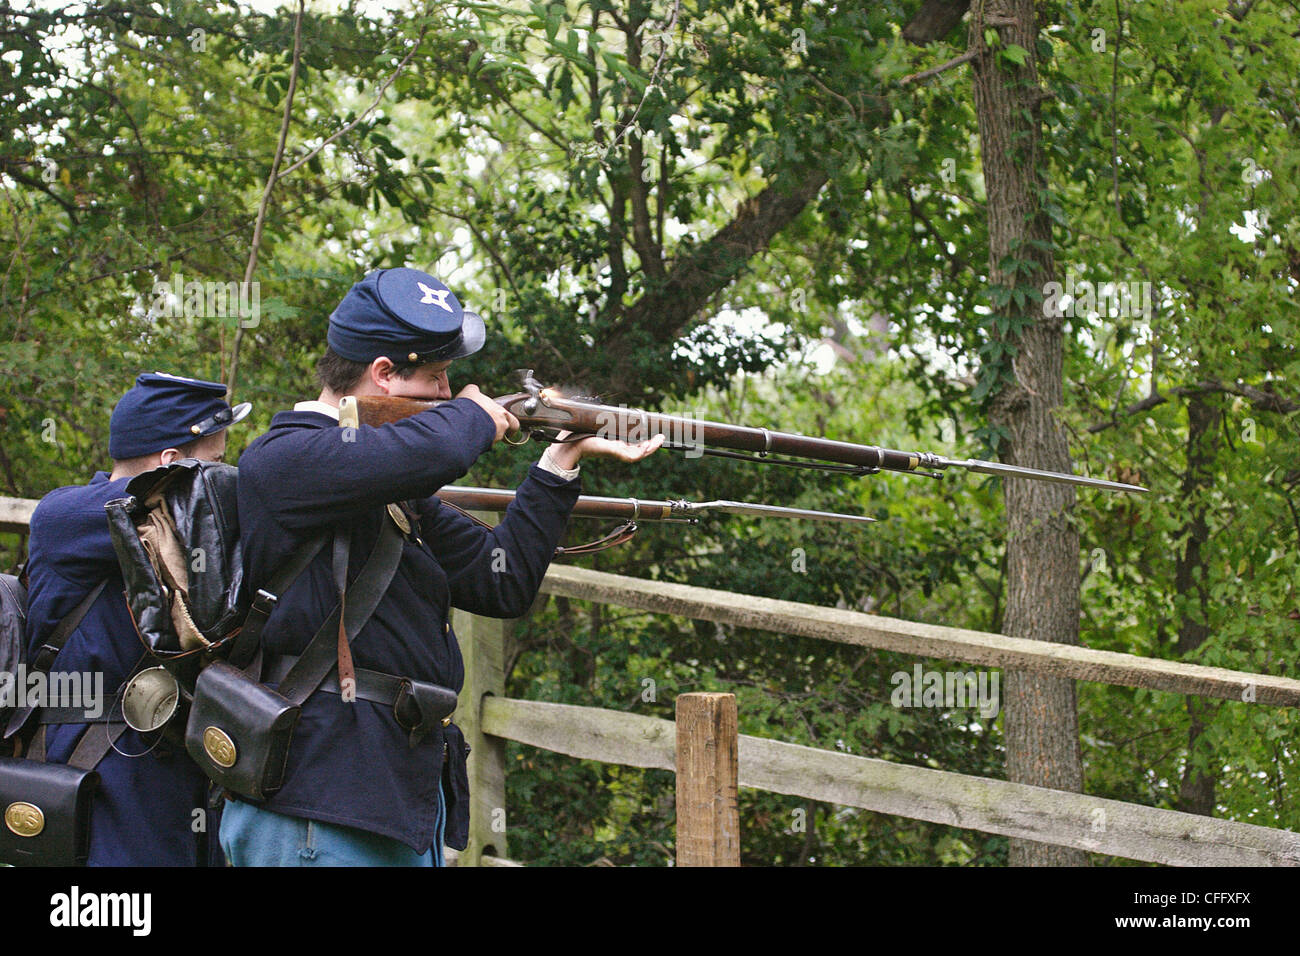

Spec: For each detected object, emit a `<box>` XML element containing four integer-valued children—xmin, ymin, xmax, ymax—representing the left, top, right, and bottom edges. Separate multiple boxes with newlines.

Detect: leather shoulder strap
<box><xmin>4</xmin><ymin>579</ymin><xmax>109</xmax><ymax>740</ymax></box>
<box><xmin>275</xmin><ymin>519</ymin><xmax>404</xmax><ymax>706</ymax></box>
<box><xmin>25</xmin><ymin>714</ymin><xmax>129</xmax><ymax>769</ymax></box>
<box><xmin>31</xmin><ymin>579</ymin><xmax>108</xmax><ymax>673</ymax></box>
<box><xmin>228</xmin><ymin>529</ymin><xmax>330</xmax><ymax>668</ymax></box>
<box><xmin>331</xmin><ymin>530</ymin><xmax>356</xmax><ymax>700</ymax></box>
<box><xmin>64</xmin><ymin>720</ymin><xmax>129</xmax><ymax>771</ymax></box>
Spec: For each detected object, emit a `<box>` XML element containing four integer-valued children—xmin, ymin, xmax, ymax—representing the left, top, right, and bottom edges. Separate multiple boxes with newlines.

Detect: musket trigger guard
<box><xmin>503</xmin><ymin>430</ymin><xmax>530</xmax><ymax>446</ymax></box>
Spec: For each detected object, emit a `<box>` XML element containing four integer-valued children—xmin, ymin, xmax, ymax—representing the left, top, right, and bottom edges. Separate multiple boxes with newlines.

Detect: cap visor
<box><xmin>227</xmin><ymin>402</ymin><xmax>253</xmax><ymax>428</ymax></box>
<box><xmin>445</xmin><ymin>311</ymin><xmax>485</xmax><ymax>360</ymax></box>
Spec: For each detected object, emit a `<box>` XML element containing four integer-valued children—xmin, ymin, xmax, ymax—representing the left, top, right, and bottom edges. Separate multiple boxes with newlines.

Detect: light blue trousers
<box><xmin>220</xmin><ymin>790</ymin><xmax>445</xmax><ymax>867</ymax></box>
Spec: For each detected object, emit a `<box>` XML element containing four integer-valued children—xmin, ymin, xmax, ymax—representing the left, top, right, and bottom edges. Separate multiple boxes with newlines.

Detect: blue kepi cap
<box><xmin>327</xmin><ymin>268</ymin><xmax>486</xmax><ymax>364</ymax></box>
<box><xmin>108</xmin><ymin>372</ymin><xmax>252</xmax><ymax>459</ymax></box>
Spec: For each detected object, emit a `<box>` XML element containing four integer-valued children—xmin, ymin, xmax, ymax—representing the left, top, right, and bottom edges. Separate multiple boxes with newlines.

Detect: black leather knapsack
<box><xmin>105</xmin><ymin>459</ymin><xmax>247</xmax><ymax>679</ymax></box>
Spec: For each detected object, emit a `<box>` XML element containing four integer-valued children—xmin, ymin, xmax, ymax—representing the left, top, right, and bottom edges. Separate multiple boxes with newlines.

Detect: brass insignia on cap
<box><xmin>408</xmin><ymin>352</ymin><xmax>419</xmax><ymax>362</ymax></box>
<box><xmin>191</xmin><ymin>424</ymin><xmax>202</xmax><ymax>435</ymax></box>
<box><xmin>387</xmin><ymin>503</ymin><xmax>412</xmax><ymax>535</ymax></box>
<box><xmin>5</xmin><ymin>802</ymin><xmax>44</xmax><ymax>838</ymax></box>
<box><xmin>203</xmin><ymin>727</ymin><xmax>237</xmax><ymax>768</ymax></box>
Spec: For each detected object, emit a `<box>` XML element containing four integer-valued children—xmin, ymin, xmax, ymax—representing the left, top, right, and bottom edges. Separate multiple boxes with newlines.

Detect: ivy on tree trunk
<box><xmin>969</xmin><ymin>0</ymin><xmax>1086</xmax><ymax>866</ymax></box>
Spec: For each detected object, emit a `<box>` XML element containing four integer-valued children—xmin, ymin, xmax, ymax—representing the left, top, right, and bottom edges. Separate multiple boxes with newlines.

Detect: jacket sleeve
<box><xmin>415</xmin><ymin>465</ymin><xmax>580</xmax><ymax>618</ymax></box>
<box><xmin>23</xmin><ymin>484</ymin><xmax>125</xmax><ymax>653</ymax></box>
<box><xmin>239</xmin><ymin>400</ymin><xmax>499</xmax><ymax>531</ymax></box>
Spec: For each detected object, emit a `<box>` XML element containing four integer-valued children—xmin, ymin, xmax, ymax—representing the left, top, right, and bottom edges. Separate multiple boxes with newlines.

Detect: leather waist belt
<box><xmin>265</xmin><ymin>655</ymin><xmax>456</xmax><ymax>744</ymax></box>
<box><xmin>39</xmin><ymin>707</ymin><xmax>109</xmax><ymax>725</ymax></box>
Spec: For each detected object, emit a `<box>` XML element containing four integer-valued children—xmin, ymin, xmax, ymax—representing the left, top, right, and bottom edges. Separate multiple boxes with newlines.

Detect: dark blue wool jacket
<box><xmin>234</xmin><ymin>400</ymin><xmax>579</xmax><ymax>852</ymax></box>
<box><xmin>25</xmin><ymin>474</ymin><xmax>218</xmax><ymax>866</ymax></box>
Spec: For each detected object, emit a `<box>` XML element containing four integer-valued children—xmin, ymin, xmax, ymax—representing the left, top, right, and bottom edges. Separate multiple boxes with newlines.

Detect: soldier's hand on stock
<box><xmin>456</xmin><ymin>384</ymin><xmax>520</xmax><ymax>440</ymax></box>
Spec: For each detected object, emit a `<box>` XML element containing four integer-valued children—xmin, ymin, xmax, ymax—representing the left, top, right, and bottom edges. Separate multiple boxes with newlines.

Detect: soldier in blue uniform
<box><xmin>23</xmin><ymin>372</ymin><xmax>251</xmax><ymax>865</ymax></box>
<box><xmin>221</xmin><ymin>267</ymin><xmax>661</xmax><ymax>866</ymax></box>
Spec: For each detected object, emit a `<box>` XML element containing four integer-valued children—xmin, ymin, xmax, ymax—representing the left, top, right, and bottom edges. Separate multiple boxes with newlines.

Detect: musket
<box><xmin>340</xmin><ymin>371</ymin><xmax>1147</xmax><ymax>495</ymax></box>
<box><xmin>432</xmin><ymin>486</ymin><xmax>872</xmax><ymax>555</ymax></box>
<box><xmin>436</xmin><ymin>486</ymin><xmax>876</xmax><ymax>525</ymax></box>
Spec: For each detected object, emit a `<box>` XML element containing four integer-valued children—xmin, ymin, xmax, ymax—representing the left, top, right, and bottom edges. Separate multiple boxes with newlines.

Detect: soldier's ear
<box><xmin>159</xmin><ymin>447</ymin><xmax>183</xmax><ymax>465</ymax></box>
<box><xmin>369</xmin><ymin>356</ymin><xmax>397</xmax><ymax>393</ymax></box>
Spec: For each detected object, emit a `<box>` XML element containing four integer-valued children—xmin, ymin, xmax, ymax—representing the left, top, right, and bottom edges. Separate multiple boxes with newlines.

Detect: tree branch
<box><xmin>0</xmin><ymin>163</ymin><xmax>80</xmax><ymax>221</ymax></box>
<box><xmin>601</xmin><ymin>164</ymin><xmax>830</xmax><ymax>392</ymax></box>
<box><xmin>1087</xmin><ymin>380</ymin><xmax>1300</xmax><ymax>433</ymax></box>
<box><xmin>273</xmin><ymin>25</ymin><xmax>427</xmax><ymax>183</ymax></box>
<box><xmin>626</xmin><ymin>134</ymin><xmax>666</xmax><ymax>282</ymax></box>
<box><xmin>1111</xmin><ymin>0</ymin><xmax>1123</xmax><ymax>220</ymax></box>
<box><xmin>226</xmin><ymin>0</ymin><xmax>305</xmax><ymax>401</ymax></box>
<box><xmin>900</xmin><ymin>48</ymin><xmax>978</xmax><ymax>86</ymax></box>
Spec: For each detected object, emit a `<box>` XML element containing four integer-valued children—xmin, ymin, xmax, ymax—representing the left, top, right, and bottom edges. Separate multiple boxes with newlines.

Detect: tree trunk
<box><xmin>1174</xmin><ymin>395</ymin><xmax>1222</xmax><ymax>815</ymax></box>
<box><xmin>970</xmin><ymin>0</ymin><xmax>1087</xmax><ymax>866</ymax></box>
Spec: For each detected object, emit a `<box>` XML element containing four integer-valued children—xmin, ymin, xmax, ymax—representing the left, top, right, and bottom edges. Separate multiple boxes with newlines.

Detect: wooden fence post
<box><xmin>453</xmin><ymin>601</ymin><xmax>510</xmax><ymax>866</ymax></box>
<box><xmin>675</xmin><ymin>692</ymin><xmax>740</xmax><ymax>866</ymax></box>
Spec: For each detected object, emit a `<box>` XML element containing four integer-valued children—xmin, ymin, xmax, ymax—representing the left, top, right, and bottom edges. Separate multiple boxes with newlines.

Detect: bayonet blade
<box><xmin>945</xmin><ymin>459</ymin><xmax>1148</xmax><ymax>494</ymax></box>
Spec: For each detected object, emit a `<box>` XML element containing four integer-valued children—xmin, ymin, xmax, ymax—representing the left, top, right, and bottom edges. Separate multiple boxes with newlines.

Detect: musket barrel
<box><xmin>519</xmin><ymin>394</ymin><xmax>892</xmax><ymax>470</ymax></box>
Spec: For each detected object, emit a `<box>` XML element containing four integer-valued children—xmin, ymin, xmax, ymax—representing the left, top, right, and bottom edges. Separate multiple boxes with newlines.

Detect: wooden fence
<box><xmin>6</xmin><ymin>495</ymin><xmax>1300</xmax><ymax>867</ymax></box>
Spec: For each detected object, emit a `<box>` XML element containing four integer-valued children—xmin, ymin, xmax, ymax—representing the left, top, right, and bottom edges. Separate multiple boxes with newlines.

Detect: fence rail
<box><xmin>538</xmin><ymin>564</ymin><xmax>1300</xmax><ymax>707</ymax></box>
<box><xmin>0</xmin><ymin>496</ymin><xmax>35</xmax><ymax>535</ymax></box>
